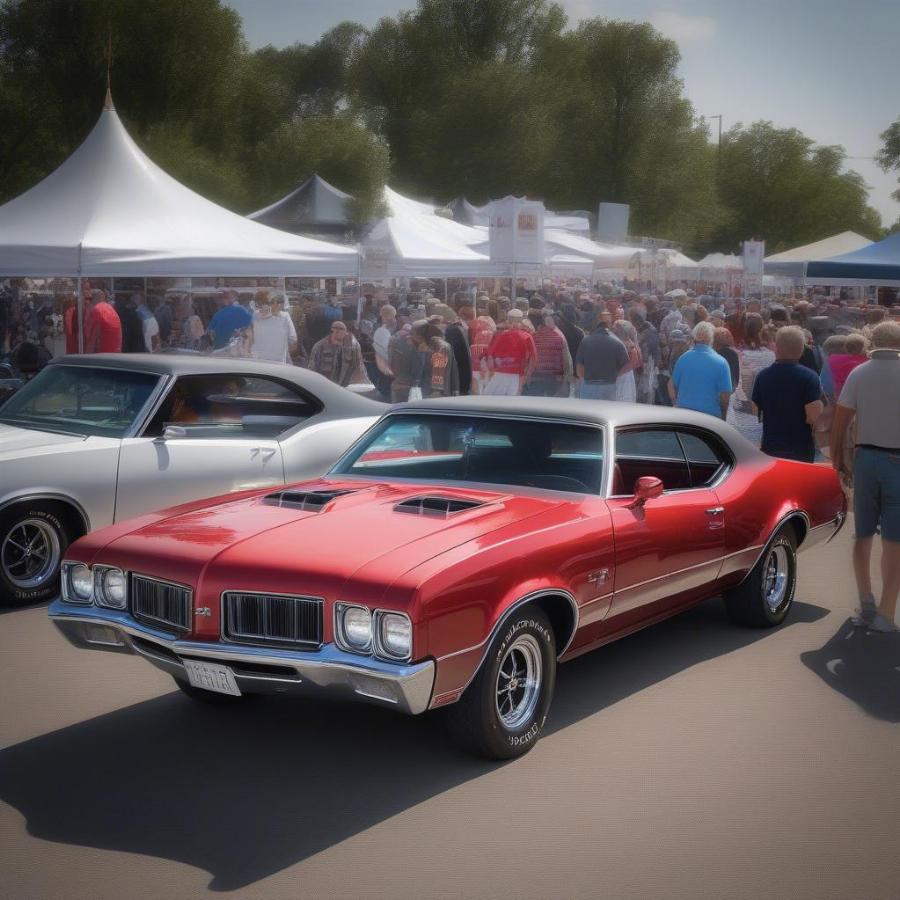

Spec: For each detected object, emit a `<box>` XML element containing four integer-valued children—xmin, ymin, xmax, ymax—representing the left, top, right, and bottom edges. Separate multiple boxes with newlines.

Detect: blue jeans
<box><xmin>577</xmin><ymin>381</ymin><xmax>617</xmax><ymax>401</ymax></box>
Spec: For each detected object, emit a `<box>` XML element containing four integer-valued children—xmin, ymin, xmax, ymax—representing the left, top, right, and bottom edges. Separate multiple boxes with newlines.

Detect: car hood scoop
<box><xmin>261</xmin><ymin>488</ymin><xmax>357</xmax><ymax>512</ymax></box>
<box><xmin>393</xmin><ymin>495</ymin><xmax>486</xmax><ymax>517</ymax></box>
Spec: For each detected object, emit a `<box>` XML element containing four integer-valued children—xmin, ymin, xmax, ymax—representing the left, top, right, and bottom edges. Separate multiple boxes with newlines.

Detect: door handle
<box><xmin>251</xmin><ymin>447</ymin><xmax>277</xmax><ymax>461</ymax></box>
<box><xmin>705</xmin><ymin>507</ymin><xmax>725</xmax><ymax>515</ymax></box>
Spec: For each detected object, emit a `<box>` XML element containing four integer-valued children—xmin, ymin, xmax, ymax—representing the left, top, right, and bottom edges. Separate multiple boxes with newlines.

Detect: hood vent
<box><xmin>394</xmin><ymin>495</ymin><xmax>486</xmax><ymax>518</ymax></box>
<box><xmin>263</xmin><ymin>488</ymin><xmax>356</xmax><ymax>512</ymax></box>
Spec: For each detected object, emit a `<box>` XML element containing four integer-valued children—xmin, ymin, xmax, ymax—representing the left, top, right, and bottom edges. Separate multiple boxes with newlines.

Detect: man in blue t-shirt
<box><xmin>208</xmin><ymin>291</ymin><xmax>253</xmax><ymax>350</ymax></box>
<box><xmin>669</xmin><ymin>321</ymin><xmax>732</xmax><ymax>418</ymax></box>
<box><xmin>752</xmin><ymin>326</ymin><xmax>823</xmax><ymax>463</ymax></box>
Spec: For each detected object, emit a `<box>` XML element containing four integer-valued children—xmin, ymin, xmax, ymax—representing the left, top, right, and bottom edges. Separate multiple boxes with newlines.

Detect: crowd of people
<box><xmin>2</xmin><ymin>275</ymin><xmax>898</xmax><ymax>630</ymax></box>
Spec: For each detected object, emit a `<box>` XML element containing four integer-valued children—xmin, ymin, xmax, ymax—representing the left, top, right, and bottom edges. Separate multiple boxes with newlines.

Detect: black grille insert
<box><xmin>394</xmin><ymin>495</ymin><xmax>485</xmax><ymax>517</ymax></box>
<box><xmin>223</xmin><ymin>592</ymin><xmax>323</xmax><ymax>647</ymax></box>
<box><xmin>262</xmin><ymin>488</ymin><xmax>355</xmax><ymax>511</ymax></box>
<box><xmin>131</xmin><ymin>575</ymin><xmax>192</xmax><ymax>633</ymax></box>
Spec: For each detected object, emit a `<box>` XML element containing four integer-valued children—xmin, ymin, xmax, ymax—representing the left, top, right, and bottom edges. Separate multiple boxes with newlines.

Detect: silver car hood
<box><xmin>0</xmin><ymin>423</ymin><xmax>89</xmax><ymax>456</ymax></box>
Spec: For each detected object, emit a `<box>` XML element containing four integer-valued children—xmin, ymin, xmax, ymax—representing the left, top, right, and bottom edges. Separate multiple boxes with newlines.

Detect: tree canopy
<box><xmin>0</xmin><ymin>0</ymin><xmax>888</xmax><ymax>247</ymax></box>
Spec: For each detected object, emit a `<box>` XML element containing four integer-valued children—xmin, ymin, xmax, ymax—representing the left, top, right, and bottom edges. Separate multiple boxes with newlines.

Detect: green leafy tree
<box><xmin>876</xmin><ymin>117</ymin><xmax>900</xmax><ymax>202</ymax></box>
<box><xmin>0</xmin><ymin>0</ymin><xmax>246</xmax><ymax>202</ymax></box>
<box><xmin>716</xmin><ymin>122</ymin><xmax>883</xmax><ymax>251</ymax></box>
<box><xmin>406</xmin><ymin>62</ymin><xmax>553</xmax><ymax>202</ymax></box>
<box><xmin>250</xmin><ymin>116</ymin><xmax>389</xmax><ymax>224</ymax></box>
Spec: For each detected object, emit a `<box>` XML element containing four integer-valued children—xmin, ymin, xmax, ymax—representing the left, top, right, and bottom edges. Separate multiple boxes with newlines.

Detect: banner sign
<box><xmin>742</xmin><ymin>239</ymin><xmax>765</xmax><ymax>295</ymax></box>
<box><xmin>488</xmin><ymin>197</ymin><xmax>545</xmax><ymax>265</ymax></box>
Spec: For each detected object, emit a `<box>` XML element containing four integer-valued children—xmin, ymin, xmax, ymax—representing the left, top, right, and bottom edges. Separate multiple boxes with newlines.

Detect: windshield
<box><xmin>332</xmin><ymin>414</ymin><xmax>604</xmax><ymax>495</ymax></box>
<box><xmin>0</xmin><ymin>365</ymin><xmax>161</xmax><ymax>438</ymax></box>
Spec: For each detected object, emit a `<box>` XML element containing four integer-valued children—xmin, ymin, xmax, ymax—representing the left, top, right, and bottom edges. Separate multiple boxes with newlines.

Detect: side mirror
<box><xmin>158</xmin><ymin>424</ymin><xmax>187</xmax><ymax>441</ymax></box>
<box><xmin>627</xmin><ymin>475</ymin><xmax>664</xmax><ymax>509</ymax></box>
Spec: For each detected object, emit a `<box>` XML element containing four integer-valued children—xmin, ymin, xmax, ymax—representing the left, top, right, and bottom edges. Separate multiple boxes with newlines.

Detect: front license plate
<box><xmin>183</xmin><ymin>660</ymin><xmax>241</xmax><ymax>696</ymax></box>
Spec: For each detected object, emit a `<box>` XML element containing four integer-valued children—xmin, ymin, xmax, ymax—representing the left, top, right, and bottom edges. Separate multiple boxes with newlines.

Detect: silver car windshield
<box><xmin>0</xmin><ymin>365</ymin><xmax>161</xmax><ymax>438</ymax></box>
<box><xmin>331</xmin><ymin>413</ymin><xmax>605</xmax><ymax>495</ymax></box>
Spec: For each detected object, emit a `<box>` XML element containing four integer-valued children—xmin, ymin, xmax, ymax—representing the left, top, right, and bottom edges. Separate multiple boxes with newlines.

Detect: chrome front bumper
<box><xmin>49</xmin><ymin>600</ymin><xmax>435</xmax><ymax>715</ymax></box>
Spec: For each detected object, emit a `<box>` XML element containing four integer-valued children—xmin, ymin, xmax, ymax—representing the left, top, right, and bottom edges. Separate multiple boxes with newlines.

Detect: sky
<box><xmin>225</xmin><ymin>0</ymin><xmax>900</xmax><ymax>227</ymax></box>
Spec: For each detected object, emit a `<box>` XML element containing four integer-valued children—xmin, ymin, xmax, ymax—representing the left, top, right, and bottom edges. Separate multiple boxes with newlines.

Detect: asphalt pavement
<box><xmin>0</xmin><ymin>522</ymin><xmax>898</xmax><ymax>900</ymax></box>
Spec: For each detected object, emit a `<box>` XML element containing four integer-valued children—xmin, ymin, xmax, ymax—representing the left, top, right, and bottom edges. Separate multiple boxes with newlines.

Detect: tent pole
<box><xmin>76</xmin><ymin>276</ymin><xmax>83</xmax><ymax>354</ymax></box>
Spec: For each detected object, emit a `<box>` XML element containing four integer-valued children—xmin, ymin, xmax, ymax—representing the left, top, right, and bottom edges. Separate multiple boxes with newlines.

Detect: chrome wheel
<box><xmin>1</xmin><ymin>518</ymin><xmax>61</xmax><ymax>590</ymax></box>
<box><xmin>763</xmin><ymin>544</ymin><xmax>790</xmax><ymax>613</ymax></box>
<box><xmin>495</xmin><ymin>634</ymin><xmax>543</xmax><ymax>730</ymax></box>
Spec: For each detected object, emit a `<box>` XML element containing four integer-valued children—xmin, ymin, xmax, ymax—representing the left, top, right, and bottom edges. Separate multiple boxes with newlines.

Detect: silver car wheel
<box><xmin>495</xmin><ymin>634</ymin><xmax>543</xmax><ymax>730</ymax></box>
<box><xmin>763</xmin><ymin>544</ymin><xmax>790</xmax><ymax>613</ymax></box>
<box><xmin>2</xmin><ymin>518</ymin><xmax>61</xmax><ymax>590</ymax></box>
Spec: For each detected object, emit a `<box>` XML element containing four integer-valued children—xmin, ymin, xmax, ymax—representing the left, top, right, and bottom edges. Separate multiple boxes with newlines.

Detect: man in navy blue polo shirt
<box><xmin>669</xmin><ymin>321</ymin><xmax>732</xmax><ymax>418</ymax></box>
<box><xmin>752</xmin><ymin>326</ymin><xmax>823</xmax><ymax>463</ymax></box>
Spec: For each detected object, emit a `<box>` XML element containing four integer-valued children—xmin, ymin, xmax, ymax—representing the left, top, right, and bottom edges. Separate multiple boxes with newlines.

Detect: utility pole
<box><xmin>710</xmin><ymin>114</ymin><xmax>723</xmax><ymax>169</ymax></box>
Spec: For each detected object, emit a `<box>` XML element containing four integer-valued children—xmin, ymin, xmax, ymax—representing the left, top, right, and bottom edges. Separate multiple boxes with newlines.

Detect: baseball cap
<box><xmin>507</xmin><ymin>309</ymin><xmax>525</xmax><ymax>320</ymax></box>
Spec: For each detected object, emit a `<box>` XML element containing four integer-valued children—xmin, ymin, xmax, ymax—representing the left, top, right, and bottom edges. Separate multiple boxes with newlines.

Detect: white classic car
<box><xmin>0</xmin><ymin>353</ymin><xmax>381</xmax><ymax>604</ymax></box>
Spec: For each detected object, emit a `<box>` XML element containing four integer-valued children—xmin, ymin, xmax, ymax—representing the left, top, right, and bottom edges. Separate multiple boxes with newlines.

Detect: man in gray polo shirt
<box><xmin>831</xmin><ymin>320</ymin><xmax>900</xmax><ymax>633</ymax></box>
<box><xmin>575</xmin><ymin>312</ymin><xmax>628</xmax><ymax>401</ymax></box>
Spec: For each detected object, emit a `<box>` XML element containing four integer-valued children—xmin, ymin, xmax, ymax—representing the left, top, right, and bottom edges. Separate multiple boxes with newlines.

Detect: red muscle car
<box><xmin>49</xmin><ymin>397</ymin><xmax>846</xmax><ymax>758</ymax></box>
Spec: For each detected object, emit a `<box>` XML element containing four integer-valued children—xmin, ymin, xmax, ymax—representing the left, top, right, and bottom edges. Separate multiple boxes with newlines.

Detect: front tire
<box><xmin>446</xmin><ymin>606</ymin><xmax>556</xmax><ymax>759</ymax></box>
<box><xmin>0</xmin><ymin>504</ymin><xmax>69</xmax><ymax>606</ymax></box>
<box><xmin>725</xmin><ymin>527</ymin><xmax>797</xmax><ymax>627</ymax></box>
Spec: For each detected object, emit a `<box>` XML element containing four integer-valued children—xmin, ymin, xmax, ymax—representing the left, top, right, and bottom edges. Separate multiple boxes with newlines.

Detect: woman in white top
<box><xmin>612</xmin><ymin>320</ymin><xmax>639</xmax><ymax>403</ymax></box>
<box><xmin>727</xmin><ymin>312</ymin><xmax>774</xmax><ymax>445</ymax></box>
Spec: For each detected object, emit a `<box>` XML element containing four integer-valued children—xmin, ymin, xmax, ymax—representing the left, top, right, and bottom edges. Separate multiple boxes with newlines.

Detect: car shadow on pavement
<box><xmin>800</xmin><ymin>617</ymin><xmax>900</xmax><ymax>723</ymax></box>
<box><xmin>0</xmin><ymin>598</ymin><xmax>827</xmax><ymax>892</ymax></box>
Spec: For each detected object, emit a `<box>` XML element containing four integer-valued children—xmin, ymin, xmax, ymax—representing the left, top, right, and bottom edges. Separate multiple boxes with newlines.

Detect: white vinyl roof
<box><xmin>0</xmin><ymin>101</ymin><xmax>359</xmax><ymax>277</ymax></box>
<box><xmin>361</xmin><ymin>187</ymin><xmax>508</xmax><ymax>277</ymax></box>
<box><xmin>764</xmin><ymin>231</ymin><xmax>872</xmax><ymax>263</ymax></box>
<box><xmin>696</xmin><ymin>252</ymin><xmax>743</xmax><ymax>270</ymax></box>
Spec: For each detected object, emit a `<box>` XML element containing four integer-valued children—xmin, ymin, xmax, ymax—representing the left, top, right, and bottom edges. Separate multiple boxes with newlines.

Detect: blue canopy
<box><xmin>806</xmin><ymin>232</ymin><xmax>900</xmax><ymax>284</ymax></box>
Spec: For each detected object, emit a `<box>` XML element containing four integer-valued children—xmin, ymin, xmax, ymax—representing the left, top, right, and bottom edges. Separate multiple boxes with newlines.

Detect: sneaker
<box><xmin>851</xmin><ymin>600</ymin><xmax>877</xmax><ymax>627</ymax></box>
<box><xmin>866</xmin><ymin>613</ymin><xmax>899</xmax><ymax>634</ymax></box>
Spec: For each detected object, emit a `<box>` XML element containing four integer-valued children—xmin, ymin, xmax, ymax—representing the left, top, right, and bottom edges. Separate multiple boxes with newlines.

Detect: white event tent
<box><xmin>360</xmin><ymin>187</ymin><xmax>508</xmax><ymax>278</ymax></box>
<box><xmin>0</xmin><ymin>98</ymin><xmax>359</xmax><ymax>278</ymax></box>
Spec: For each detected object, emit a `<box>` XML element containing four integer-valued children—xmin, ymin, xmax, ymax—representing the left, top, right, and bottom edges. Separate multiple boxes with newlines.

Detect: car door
<box><xmin>114</xmin><ymin>373</ymin><xmax>287</xmax><ymax>522</ymax></box>
<box><xmin>606</xmin><ymin>426</ymin><xmax>725</xmax><ymax>623</ymax></box>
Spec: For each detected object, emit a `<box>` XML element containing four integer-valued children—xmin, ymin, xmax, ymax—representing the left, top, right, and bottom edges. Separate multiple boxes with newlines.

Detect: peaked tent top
<box><xmin>696</xmin><ymin>252</ymin><xmax>743</xmax><ymax>269</ymax></box>
<box><xmin>248</xmin><ymin>174</ymin><xmax>352</xmax><ymax>230</ymax></box>
<box><xmin>765</xmin><ymin>231</ymin><xmax>872</xmax><ymax>263</ymax></box>
<box><xmin>0</xmin><ymin>106</ymin><xmax>358</xmax><ymax>277</ymax></box>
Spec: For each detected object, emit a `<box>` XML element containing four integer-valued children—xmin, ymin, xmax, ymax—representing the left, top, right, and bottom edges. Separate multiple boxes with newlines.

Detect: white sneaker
<box><xmin>866</xmin><ymin>613</ymin><xmax>899</xmax><ymax>634</ymax></box>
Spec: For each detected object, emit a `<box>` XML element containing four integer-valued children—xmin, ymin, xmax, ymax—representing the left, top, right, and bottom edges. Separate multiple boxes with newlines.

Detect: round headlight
<box><xmin>378</xmin><ymin>613</ymin><xmax>412</xmax><ymax>660</ymax></box>
<box><xmin>69</xmin><ymin>564</ymin><xmax>93</xmax><ymax>602</ymax></box>
<box><xmin>342</xmin><ymin>606</ymin><xmax>372</xmax><ymax>650</ymax></box>
<box><xmin>98</xmin><ymin>568</ymin><xmax>127</xmax><ymax>609</ymax></box>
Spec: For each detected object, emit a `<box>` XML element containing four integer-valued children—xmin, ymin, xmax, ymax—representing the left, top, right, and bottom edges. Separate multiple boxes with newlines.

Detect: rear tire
<box><xmin>0</xmin><ymin>503</ymin><xmax>70</xmax><ymax>606</ymax></box>
<box><xmin>725</xmin><ymin>527</ymin><xmax>797</xmax><ymax>627</ymax></box>
<box><xmin>446</xmin><ymin>606</ymin><xmax>556</xmax><ymax>759</ymax></box>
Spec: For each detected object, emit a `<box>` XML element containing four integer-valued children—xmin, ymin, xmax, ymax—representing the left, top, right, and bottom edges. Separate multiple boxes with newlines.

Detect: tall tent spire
<box><xmin>103</xmin><ymin>28</ymin><xmax>114</xmax><ymax>109</ymax></box>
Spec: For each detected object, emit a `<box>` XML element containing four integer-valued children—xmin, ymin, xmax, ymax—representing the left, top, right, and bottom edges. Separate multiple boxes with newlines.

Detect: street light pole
<box><xmin>710</xmin><ymin>114</ymin><xmax>723</xmax><ymax>168</ymax></box>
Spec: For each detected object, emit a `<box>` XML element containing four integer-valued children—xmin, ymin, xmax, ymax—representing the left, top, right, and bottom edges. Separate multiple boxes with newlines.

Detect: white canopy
<box><xmin>0</xmin><ymin>101</ymin><xmax>359</xmax><ymax>277</ymax></box>
<box><xmin>696</xmin><ymin>252</ymin><xmax>742</xmax><ymax>270</ymax></box>
<box><xmin>543</xmin><ymin>229</ymin><xmax>644</xmax><ymax>268</ymax></box>
<box><xmin>361</xmin><ymin>187</ymin><xmax>507</xmax><ymax>278</ymax></box>
<box><xmin>765</xmin><ymin>231</ymin><xmax>872</xmax><ymax>279</ymax></box>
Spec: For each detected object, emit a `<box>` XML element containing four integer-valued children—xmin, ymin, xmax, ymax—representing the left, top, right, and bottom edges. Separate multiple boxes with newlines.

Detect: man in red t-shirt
<box><xmin>64</xmin><ymin>281</ymin><xmax>94</xmax><ymax>354</ymax></box>
<box><xmin>85</xmin><ymin>289</ymin><xmax>122</xmax><ymax>353</ymax></box>
<box><xmin>483</xmin><ymin>309</ymin><xmax>536</xmax><ymax>396</ymax></box>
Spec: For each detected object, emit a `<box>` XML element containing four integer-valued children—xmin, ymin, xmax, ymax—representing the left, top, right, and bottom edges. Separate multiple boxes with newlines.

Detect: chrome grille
<box><xmin>130</xmin><ymin>574</ymin><xmax>192</xmax><ymax>633</ymax></box>
<box><xmin>223</xmin><ymin>592</ymin><xmax>323</xmax><ymax>648</ymax></box>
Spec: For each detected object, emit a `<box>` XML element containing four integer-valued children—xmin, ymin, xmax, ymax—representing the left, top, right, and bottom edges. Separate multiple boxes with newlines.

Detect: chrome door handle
<box><xmin>705</xmin><ymin>507</ymin><xmax>725</xmax><ymax>515</ymax></box>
